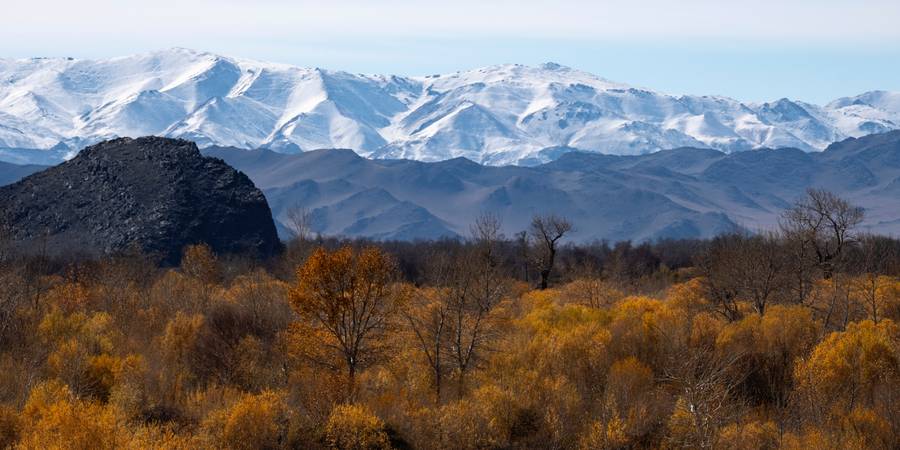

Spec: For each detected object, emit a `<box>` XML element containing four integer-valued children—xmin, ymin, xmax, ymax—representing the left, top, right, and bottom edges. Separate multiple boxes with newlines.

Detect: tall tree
<box><xmin>781</xmin><ymin>188</ymin><xmax>864</xmax><ymax>280</ymax></box>
<box><xmin>288</xmin><ymin>246</ymin><xmax>401</xmax><ymax>396</ymax></box>
<box><xmin>529</xmin><ymin>214</ymin><xmax>573</xmax><ymax>290</ymax></box>
<box><xmin>402</xmin><ymin>286</ymin><xmax>451</xmax><ymax>401</ymax></box>
<box><xmin>284</xmin><ymin>203</ymin><xmax>313</xmax><ymax>242</ymax></box>
<box><xmin>850</xmin><ymin>234</ymin><xmax>900</xmax><ymax>324</ymax></box>
<box><xmin>697</xmin><ymin>232</ymin><xmax>789</xmax><ymax>319</ymax></box>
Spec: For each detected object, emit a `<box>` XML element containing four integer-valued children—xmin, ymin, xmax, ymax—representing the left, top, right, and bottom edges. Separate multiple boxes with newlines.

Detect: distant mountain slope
<box><xmin>202</xmin><ymin>131</ymin><xmax>900</xmax><ymax>242</ymax></box>
<box><xmin>0</xmin><ymin>160</ymin><xmax>46</xmax><ymax>186</ymax></box>
<box><xmin>1</xmin><ymin>49</ymin><xmax>898</xmax><ymax>165</ymax></box>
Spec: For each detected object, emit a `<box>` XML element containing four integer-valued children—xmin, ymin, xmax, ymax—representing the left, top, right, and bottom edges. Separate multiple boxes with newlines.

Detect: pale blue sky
<box><xmin>2</xmin><ymin>0</ymin><xmax>898</xmax><ymax>104</ymax></box>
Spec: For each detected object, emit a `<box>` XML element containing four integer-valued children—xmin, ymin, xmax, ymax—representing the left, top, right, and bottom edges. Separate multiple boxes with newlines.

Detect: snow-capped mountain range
<box><xmin>1</xmin><ymin>48</ymin><xmax>898</xmax><ymax>165</ymax></box>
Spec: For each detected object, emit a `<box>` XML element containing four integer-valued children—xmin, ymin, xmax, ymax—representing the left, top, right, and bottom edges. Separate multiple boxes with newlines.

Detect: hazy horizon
<box><xmin>2</xmin><ymin>0</ymin><xmax>899</xmax><ymax>104</ymax></box>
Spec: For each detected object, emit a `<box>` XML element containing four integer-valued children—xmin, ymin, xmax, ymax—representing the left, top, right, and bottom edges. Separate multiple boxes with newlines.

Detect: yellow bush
<box><xmin>689</xmin><ymin>312</ymin><xmax>725</xmax><ymax>349</ymax></box>
<box><xmin>436</xmin><ymin>398</ymin><xmax>496</xmax><ymax>450</ymax></box>
<box><xmin>665</xmin><ymin>397</ymin><xmax>699</xmax><ymax>448</ymax></box>
<box><xmin>667</xmin><ymin>278</ymin><xmax>709</xmax><ymax>313</ymax></box>
<box><xmin>795</xmin><ymin>320</ymin><xmax>900</xmax><ymax>407</ymax></box>
<box><xmin>837</xmin><ymin>407</ymin><xmax>894</xmax><ymax>450</ymax></box>
<box><xmin>181</xmin><ymin>243</ymin><xmax>220</xmax><ymax>284</ymax></box>
<box><xmin>604</xmin><ymin>357</ymin><xmax>661</xmax><ymax>441</ymax></box>
<box><xmin>560</xmin><ymin>278</ymin><xmax>624</xmax><ymax>308</ymax></box>
<box><xmin>40</xmin><ymin>282</ymin><xmax>90</xmax><ymax>313</ymax></box>
<box><xmin>578</xmin><ymin>417</ymin><xmax>629</xmax><ymax>450</ymax></box>
<box><xmin>511</xmin><ymin>301</ymin><xmax>612</xmax><ymax>412</ymax></box>
<box><xmin>204</xmin><ymin>390</ymin><xmax>289</xmax><ymax>450</ymax></box>
<box><xmin>325</xmin><ymin>403</ymin><xmax>391</xmax><ymax>450</ymax></box>
<box><xmin>18</xmin><ymin>380</ymin><xmax>125</xmax><ymax>450</ymax></box>
<box><xmin>783</xmin><ymin>407</ymin><xmax>896</xmax><ymax>450</ymax></box>
<box><xmin>609</xmin><ymin>296</ymin><xmax>686</xmax><ymax>364</ymax></box>
<box><xmin>717</xmin><ymin>420</ymin><xmax>779</xmax><ymax>450</ymax></box>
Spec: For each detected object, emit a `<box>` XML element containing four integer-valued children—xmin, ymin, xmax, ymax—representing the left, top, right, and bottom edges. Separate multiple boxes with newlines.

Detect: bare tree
<box><xmin>471</xmin><ymin>212</ymin><xmax>504</xmax><ymax>246</ymax></box>
<box><xmin>852</xmin><ymin>234</ymin><xmax>900</xmax><ymax>323</ymax></box>
<box><xmin>404</xmin><ymin>214</ymin><xmax>510</xmax><ymax>398</ymax></box>
<box><xmin>401</xmin><ymin>284</ymin><xmax>451</xmax><ymax>401</ymax></box>
<box><xmin>781</xmin><ymin>188</ymin><xmax>864</xmax><ymax>280</ymax></box>
<box><xmin>469</xmin><ymin>213</ymin><xmax>507</xmax><ymax>310</ymax></box>
<box><xmin>529</xmin><ymin>214</ymin><xmax>574</xmax><ymax>289</ymax></box>
<box><xmin>514</xmin><ymin>230</ymin><xmax>530</xmax><ymax>282</ymax></box>
<box><xmin>0</xmin><ymin>269</ymin><xmax>27</xmax><ymax>346</ymax></box>
<box><xmin>661</xmin><ymin>347</ymin><xmax>747</xmax><ymax>449</ymax></box>
<box><xmin>284</xmin><ymin>203</ymin><xmax>313</xmax><ymax>242</ymax></box>
<box><xmin>697</xmin><ymin>232</ymin><xmax>789</xmax><ymax>319</ymax></box>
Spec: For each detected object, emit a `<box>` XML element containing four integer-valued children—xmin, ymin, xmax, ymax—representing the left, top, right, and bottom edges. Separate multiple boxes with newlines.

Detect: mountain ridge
<box><xmin>1</xmin><ymin>48</ymin><xmax>898</xmax><ymax>165</ymax></box>
<box><xmin>199</xmin><ymin>131</ymin><xmax>900</xmax><ymax>242</ymax></box>
<box><xmin>3</xmin><ymin>132</ymin><xmax>899</xmax><ymax>242</ymax></box>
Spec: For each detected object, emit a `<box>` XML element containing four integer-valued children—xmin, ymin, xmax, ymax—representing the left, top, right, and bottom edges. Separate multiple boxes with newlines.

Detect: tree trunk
<box><xmin>539</xmin><ymin>269</ymin><xmax>550</xmax><ymax>290</ymax></box>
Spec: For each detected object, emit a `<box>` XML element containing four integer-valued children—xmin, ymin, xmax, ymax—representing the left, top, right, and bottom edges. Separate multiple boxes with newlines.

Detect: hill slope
<box><xmin>203</xmin><ymin>131</ymin><xmax>900</xmax><ymax>242</ymax></box>
<box><xmin>0</xmin><ymin>137</ymin><xmax>280</xmax><ymax>263</ymax></box>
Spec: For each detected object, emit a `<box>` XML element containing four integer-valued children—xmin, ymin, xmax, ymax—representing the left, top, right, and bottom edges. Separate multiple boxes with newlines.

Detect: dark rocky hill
<box><xmin>0</xmin><ymin>137</ymin><xmax>280</xmax><ymax>263</ymax></box>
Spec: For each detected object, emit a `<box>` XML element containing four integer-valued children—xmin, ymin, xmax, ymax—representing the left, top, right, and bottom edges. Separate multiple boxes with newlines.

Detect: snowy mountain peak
<box><xmin>0</xmin><ymin>48</ymin><xmax>898</xmax><ymax>166</ymax></box>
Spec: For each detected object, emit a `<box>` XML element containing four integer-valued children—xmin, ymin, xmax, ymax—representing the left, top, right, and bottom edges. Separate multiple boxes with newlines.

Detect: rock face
<box><xmin>0</xmin><ymin>137</ymin><xmax>281</xmax><ymax>263</ymax></box>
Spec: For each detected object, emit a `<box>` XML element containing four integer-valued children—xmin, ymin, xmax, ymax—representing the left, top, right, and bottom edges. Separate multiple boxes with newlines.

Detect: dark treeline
<box><xmin>6</xmin><ymin>228</ymin><xmax>900</xmax><ymax>296</ymax></box>
<box><xmin>6</xmin><ymin>188</ymin><xmax>900</xmax><ymax>297</ymax></box>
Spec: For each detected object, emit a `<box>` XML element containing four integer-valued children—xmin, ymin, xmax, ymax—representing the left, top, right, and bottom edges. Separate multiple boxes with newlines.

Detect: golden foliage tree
<box><xmin>289</xmin><ymin>246</ymin><xmax>401</xmax><ymax>394</ymax></box>
<box><xmin>794</xmin><ymin>319</ymin><xmax>900</xmax><ymax>413</ymax></box>
<box><xmin>181</xmin><ymin>243</ymin><xmax>220</xmax><ymax>285</ymax></box>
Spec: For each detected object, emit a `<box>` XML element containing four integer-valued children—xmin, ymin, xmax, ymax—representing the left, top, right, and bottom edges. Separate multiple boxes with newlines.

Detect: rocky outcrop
<box><xmin>0</xmin><ymin>137</ymin><xmax>281</xmax><ymax>263</ymax></box>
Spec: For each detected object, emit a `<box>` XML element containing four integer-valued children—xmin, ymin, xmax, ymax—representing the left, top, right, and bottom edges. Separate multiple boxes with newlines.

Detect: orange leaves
<box><xmin>783</xmin><ymin>407</ymin><xmax>895</xmax><ymax>450</ymax></box>
<box><xmin>432</xmin><ymin>386</ymin><xmax>522</xmax><ymax>450</ymax></box>
<box><xmin>667</xmin><ymin>278</ymin><xmax>710</xmax><ymax>313</ymax></box>
<box><xmin>717</xmin><ymin>420</ymin><xmax>780</xmax><ymax>450</ymax></box>
<box><xmin>560</xmin><ymin>278</ymin><xmax>624</xmax><ymax>308</ymax></box>
<box><xmin>715</xmin><ymin>305</ymin><xmax>818</xmax><ymax>365</ymax></box>
<box><xmin>6</xmin><ymin>240</ymin><xmax>900</xmax><ymax>448</ymax></box>
<box><xmin>203</xmin><ymin>390</ymin><xmax>290</xmax><ymax>450</ymax></box>
<box><xmin>18</xmin><ymin>380</ymin><xmax>124</xmax><ymax>450</ymax></box>
<box><xmin>41</xmin><ymin>281</ymin><xmax>91</xmax><ymax>313</ymax></box>
<box><xmin>181</xmin><ymin>243</ymin><xmax>220</xmax><ymax>285</ymax></box>
<box><xmin>758</xmin><ymin>305</ymin><xmax>818</xmax><ymax>358</ymax></box>
<box><xmin>795</xmin><ymin>319</ymin><xmax>900</xmax><ymax>407</ymax></box>
<box><xmin>578</xmin><ymin>418</ymin><xmax>629</xmax><ymax>450</ymax></box>
<box><xmin>604</xmin><ymin>357</ymin><xmax>663</xmax><ymax>442</ymax></box>
<box><xmin>608</xmin><ymin>296</ymin><xmax>683</xmax><ymax>364</ymax></box>
<box><xmin>16</xmin><ymin>379</ymin><xmax>194</xmax><ymax>450</ymax></box>
<box><xmin>291</xmin><ymin>246</ymin><xmax>398</xmax><ymax>320</ymax></box>
<box><xmin>325</xmin><ymin>404</ymin><xmax>392</xmax><ymax>450</ymax></box>
<box><xmin>160</xmin><ymin>312</ymin><xmax>205</xmax><ymax>370</ymax></box>
<box><xmin>515</xmin><ymin>300</ymin><xmax>612</xmax><ymax>390</ymax></box>
<box><xmin>36</xmin><ymin>309</ymin><xmax>134</xmax><ymax>401</ymax></box>
<box><xmin>288</xmin><ymin>246</ymin><xmax>401</xmax><ymax>389</ymax></box>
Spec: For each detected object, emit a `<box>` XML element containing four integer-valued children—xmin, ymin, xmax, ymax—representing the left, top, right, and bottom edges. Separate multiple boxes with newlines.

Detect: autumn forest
<box><xmin>2</xmin><ymin>189</ymin><xmax>900</xmax><ymax>449</ymax></box>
